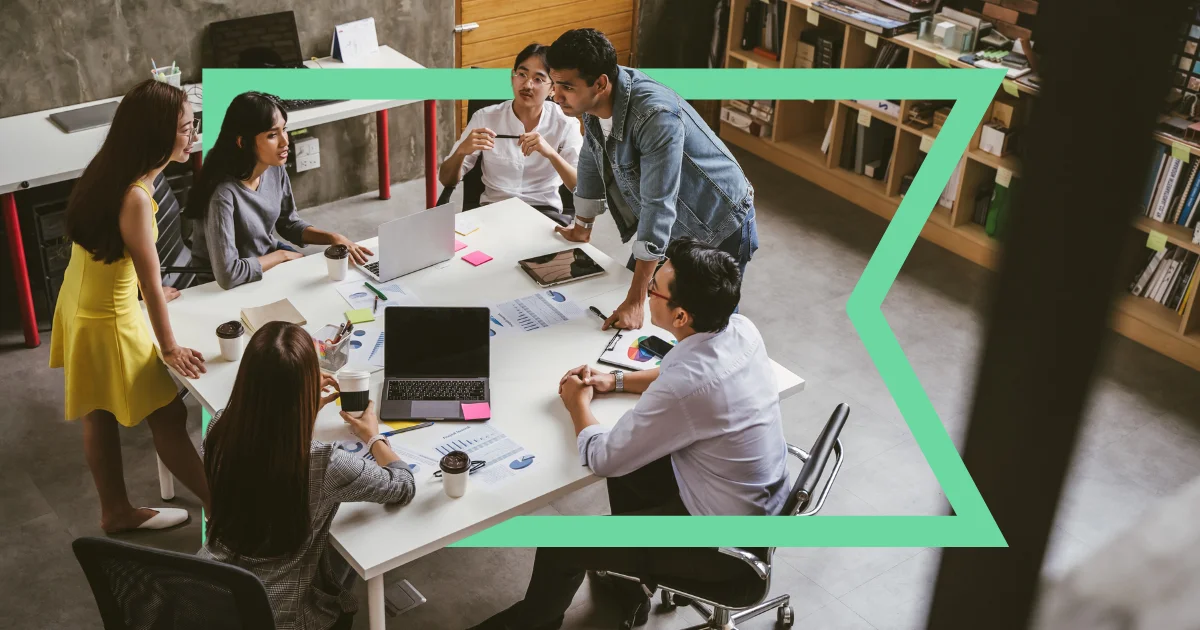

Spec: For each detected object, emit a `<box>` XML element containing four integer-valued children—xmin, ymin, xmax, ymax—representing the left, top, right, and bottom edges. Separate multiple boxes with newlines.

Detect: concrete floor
<box><xmin>2</xmin><ymin>147</ymin><xmax>1199</xmax><ymax>630</ymax></box>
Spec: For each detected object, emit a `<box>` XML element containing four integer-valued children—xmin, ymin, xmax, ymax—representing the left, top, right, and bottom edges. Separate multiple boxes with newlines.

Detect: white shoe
<box><xmin>135</xmin><ymin>507</ymin><xmax>190</xmax><ymax>530</ymax></box>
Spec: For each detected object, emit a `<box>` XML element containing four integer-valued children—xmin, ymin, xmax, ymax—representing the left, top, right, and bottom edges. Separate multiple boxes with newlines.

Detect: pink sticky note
<box><xmin>462</xmin><ymin>402</ymin><xmax>491</xmax><ymax>420</ymax></box>
<box><xmin>462</xmin><ymin>251</ymin><xmax>493</xmax><ymax>266</ymax></box>
<box><xmin>454</xmin><ymin>239</ymin><xmax>468</xmax><ymax>252</ymax></box>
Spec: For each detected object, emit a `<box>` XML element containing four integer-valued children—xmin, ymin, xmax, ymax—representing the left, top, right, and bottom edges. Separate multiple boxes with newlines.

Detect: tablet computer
<box><xmin>518</xmin><ymin>248</ymin><xmax>606</xmax><ymax>287</ymax></box>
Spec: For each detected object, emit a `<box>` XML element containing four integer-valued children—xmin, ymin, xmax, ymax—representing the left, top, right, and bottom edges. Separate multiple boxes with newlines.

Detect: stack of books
<box><xmin>1141</xmin><ymin>143</ymin><xmax>1200</xmax><ymax>228</ymax></box>
<box><xmin>1130</xmin><ymin>244</ymin><xmax>1198</xmax><ymax>314</ymax></box>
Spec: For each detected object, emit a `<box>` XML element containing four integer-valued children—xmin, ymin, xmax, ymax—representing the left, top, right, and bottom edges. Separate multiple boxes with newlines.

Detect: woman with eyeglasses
<box><xmin>439</xmin><ymin>43</ymin><xmax>582</xmax><ymax>223</ymax></box>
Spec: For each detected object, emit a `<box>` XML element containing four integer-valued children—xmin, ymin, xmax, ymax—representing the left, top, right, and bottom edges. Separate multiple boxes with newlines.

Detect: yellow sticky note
<box><xmin>995</xmin><ymin>167</ymin><xmax>1013</xmax><ymax>188</ymax></box>
<box><xmin>865</xmin><ymin>33</ymin><xmax>879</xmax><ymax>48</ymax></box>
<box><xmin>344</xmin><ymin>308</ymin><xmax>375</xmax><ymax>324</ymax></box>
<box><xmin>807</xmin><ymin>8</ymin><xmax>820</xmax><ymax>25</ymax></box>
<box><xmin>1173</xmin><ymin>141</ymin><xmax>1191</xmax><ymax>163</ymax></box>
<box><xmin>1147</xmin><ymin>230</ymin><xmax>1168</xmax><ymax>252</ymax></box>
<box><xmin>384</xmin><ymin>420</ymin><xmax>431</xmax><ymax>433</ymax></box>
<box><xmin>1002</xmin><ymin>80</ymin><xmax>1020</xmax><ymax>97</ymax></box>
<box><xmin>936</xmin><ymin>55</ymin><xmax>952</xmax><ymax>68</ymax></box>
<box><xmin>919</xmin><ymin>135</ymin><xmax>933</xmax><ymax>153</ymax></box>
<box><xmin>857</xmin><ymin>108</ymin><xmax>872</xmax><ymax>127</ymax></box>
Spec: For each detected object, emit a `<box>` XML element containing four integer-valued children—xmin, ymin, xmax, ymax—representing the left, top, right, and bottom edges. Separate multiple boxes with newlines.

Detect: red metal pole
<box><xmin>377</xmin><ymin>110</ymin><xmax>391</xmax><ymax>200</ymax></box>
<box><xmin>424</xmin><ymin>100</ymin><xmax>437</xmax><ymax>208</ymax></box>
<box><xmin>2</xmin><ymin>192</ymin><xmax>40</xmax><ymax>347</ymax></box>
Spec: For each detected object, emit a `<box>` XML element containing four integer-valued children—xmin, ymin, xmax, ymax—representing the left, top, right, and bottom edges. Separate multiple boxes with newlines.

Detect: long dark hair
<box><xmin>185</xmin><ymin>91</ymin><xmax>287</xmax><ymax>221</ymax></box>
<box><xmin>65</xmin><ymin>79</ymin><xmax>186</xmax><ymax>263</ymax></box>
<box><xmin>204</xmin><ymin>321</ymin><xmax>321</xmax><ymax>557</ymax></box>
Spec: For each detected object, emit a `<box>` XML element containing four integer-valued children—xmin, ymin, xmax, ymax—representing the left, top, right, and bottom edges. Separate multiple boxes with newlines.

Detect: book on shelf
<box><xmin>812</xmin><ymin>0</ymin><xmax>920</xmax><ymax>36</ymax></box>
<box><xmin>1141</xmin><ymin>149</ymin><xmax>1200</xmax><ymax>228</ymax></box>
<box><xmin>837</xmin><ymin>0</ymin><xmax>933</xmax><ymax>22</ymax></box>
<box><xmin>940</xmin><ymin>158</ymin><xmax>965</xmax><ymax>211</ymax></box>
<box><xmin>1130</xmin><ymin>244</ymin><xmax>1199</xmax><ymax>312</ymax></box>
<box><xmin>854</xmin><ymin>117</ymin><xmax>895</xmax><ymax>180</ymax></box>
<box><xmin>972</xmin><ymin>180</ymin><xmax>995</xmax><ymax>227</ymax></box>
<box><xmin>985</xmin><ymin>178</ymin><xmax>1017</xmax><ymax>239</ymax></box>
<box><xmin>1151</xmin><ymin>157</ymin><xmax>1184</xmax><ymax>222</ymax></box>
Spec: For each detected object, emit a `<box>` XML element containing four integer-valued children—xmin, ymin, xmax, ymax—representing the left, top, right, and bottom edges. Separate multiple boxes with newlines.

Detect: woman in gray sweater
<box><xmin>185</xmin><ymin>92</ymin><xmax>372</xmax><ymax>289</ymax></box>
<box><xmin>200</xmin><ymin>321</ymin><xmax>415</xmax><ymax>630</ymax></box>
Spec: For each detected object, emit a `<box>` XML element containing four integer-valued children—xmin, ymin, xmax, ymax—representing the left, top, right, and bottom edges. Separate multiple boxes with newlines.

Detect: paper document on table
<box><xmin>488</xmin><ymin>289</ymin><xmax>585</xmax><ymax>336</ymax></box>
<box><xmin>341</xmin><ymin>321</ymin><xmax>386</xmax><ymax>369</ymax></box>
<box><xmin>389</xmin><ymin>424</ymin><xmax>535</xmax><ymax>486</ymax></box>
<box><xmin>597</xmin><ymin>324</ymin><xmax>677</xmax><ymax>371</ymax></box>
<box><xmin>454</xmin><ymin>212</ymin><xmax>481</xmax><ymax>236</ymax></box>
<box><xmin>336</xmin><ymin>279</ymin><xmax>422</xmax><ymax>312</ymax></box>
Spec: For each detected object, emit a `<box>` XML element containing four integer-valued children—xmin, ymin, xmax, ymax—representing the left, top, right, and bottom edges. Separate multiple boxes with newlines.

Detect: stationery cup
<box><xmin>325</xmin><ymin>244</ymin><xmax>349</xmax><ymax>281</ymax></box>
<box><xmin>337</xmin><ymin>368</ymin><xmax>371</xmax><ymax>418</ymax></box>
<box><xmin>152</xmin><ymin>69</ymin><xmax>182</xmax><ymax>88</ymax></box>
<box><xmin>440</xmin><ymin>450</ymin><xmax>471</xmax><ymax>498</ymax></box>
<box><xmin>215</xmin><ymin>321</ymin><xmax>245</xmax><ymax>361</ymax></box>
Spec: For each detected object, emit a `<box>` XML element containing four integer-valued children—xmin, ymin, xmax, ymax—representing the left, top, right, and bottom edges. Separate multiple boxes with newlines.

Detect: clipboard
<box><xmin>597</xmin><ymin>327</ymin><xmax>677</xmax><ymax>371</ymax></box>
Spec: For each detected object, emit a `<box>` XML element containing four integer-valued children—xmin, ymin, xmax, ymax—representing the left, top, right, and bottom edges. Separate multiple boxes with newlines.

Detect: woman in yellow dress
<box><xmin>50</xmin><ymin>79</ymin><xmax>210</xmax><ymax>533</ymax></box>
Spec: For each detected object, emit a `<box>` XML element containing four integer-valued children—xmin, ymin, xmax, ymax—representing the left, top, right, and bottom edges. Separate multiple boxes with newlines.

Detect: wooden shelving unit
<box><xmin>722</xmin><ymin>0</ymin><xmax>1200</xmax><ymax>371</ymax></box>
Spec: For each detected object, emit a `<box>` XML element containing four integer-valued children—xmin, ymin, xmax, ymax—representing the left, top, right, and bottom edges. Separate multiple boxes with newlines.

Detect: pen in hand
<box><xmin>589</xmin><ymin>306</ymin><xmax>621</xmax><ymax>330</ymax></box>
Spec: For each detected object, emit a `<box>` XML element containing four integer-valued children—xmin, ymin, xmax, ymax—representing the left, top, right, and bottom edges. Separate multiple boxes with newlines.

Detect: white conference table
<box><xmin>159</xmin><ymin>198</ymin><xmax>806</xmax><ymax>629</ymax></box>
<box><xmin>0</xmin><ymin>44</ymin><xmax>435</xmax><ymax>349</ymax></box>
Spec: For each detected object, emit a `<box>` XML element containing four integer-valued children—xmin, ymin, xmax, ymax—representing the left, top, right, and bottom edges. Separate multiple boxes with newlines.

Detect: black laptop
<box><xmin>206</xmin><ymin>11</ymin><xmax>344</xmax><ymax>112</ymax></box>
<box><xmin>379</xmin><ymin>307</ymin><xmax>491</xmax><ymax>422</ymax></box>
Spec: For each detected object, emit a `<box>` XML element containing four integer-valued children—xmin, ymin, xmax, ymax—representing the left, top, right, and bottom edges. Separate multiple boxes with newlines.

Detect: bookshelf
<box><xmin>722</xmin><ymin>0</ymin><xmax>1200</xmax><ymax>371</ymax></box>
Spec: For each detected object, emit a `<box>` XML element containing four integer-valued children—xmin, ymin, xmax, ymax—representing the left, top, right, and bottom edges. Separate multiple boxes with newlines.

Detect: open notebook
<box><xmin>597</xmin><ymin>325</ymin><xmax>678</xmax><ymax>371</ymax></box>
<box><xmin>240</xmin><ymin>298</ymin><xmax>306</xmax><ymax>332</ymax></box>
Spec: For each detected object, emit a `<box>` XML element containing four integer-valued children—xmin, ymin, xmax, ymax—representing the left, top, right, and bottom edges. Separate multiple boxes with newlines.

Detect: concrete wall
<box><xmin>0</xmin><ymin>0</ymin><xmax>454</xmax><ymax>208</ymax></box>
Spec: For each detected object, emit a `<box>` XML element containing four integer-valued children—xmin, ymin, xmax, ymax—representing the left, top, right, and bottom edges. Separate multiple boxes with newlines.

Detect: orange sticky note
<box><xmin>462</xmin><ymin>402</ymin><xmax>491</xmax><ymax>420</ymax></box>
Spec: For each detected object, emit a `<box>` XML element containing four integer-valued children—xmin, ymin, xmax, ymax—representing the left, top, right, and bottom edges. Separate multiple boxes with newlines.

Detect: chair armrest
<box><xmin>797</xmin><ymin>439</ymin><xmax>843</xmax><ymax>516</ymax></box>
<box><xmin>716</xmin><ymin>547</ymin><xmax>770</xmax><ymax>580</ymax></box>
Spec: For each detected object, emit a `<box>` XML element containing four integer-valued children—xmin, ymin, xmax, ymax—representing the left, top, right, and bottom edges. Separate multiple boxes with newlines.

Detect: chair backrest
<box><xmin>780</xmin><ymin>403</ymin><xmax>850</xmax><ymax>516</ymax></box>
<box><xmin>72</xmin><ymin>536</ymin><xmax>276</xmax><ymax>630</ymax></box>
<box><xmin>152</xmin><ymin>172</ymin><xmax>207</xmax><ymax>290</ymax></box>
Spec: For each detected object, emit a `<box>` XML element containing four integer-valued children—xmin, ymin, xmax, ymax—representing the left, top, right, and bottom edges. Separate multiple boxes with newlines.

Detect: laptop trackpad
<box><xmin>411</xmin><ymin>401</ymin><xmax>461</xmax><ymax>418</ymax></box>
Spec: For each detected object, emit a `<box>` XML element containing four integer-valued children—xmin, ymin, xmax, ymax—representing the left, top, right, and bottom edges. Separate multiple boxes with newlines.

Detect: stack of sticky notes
<box><xmin>345</xmin><ymin>308</ymin><xmax>375</xmax><ymax>324</ymax></box>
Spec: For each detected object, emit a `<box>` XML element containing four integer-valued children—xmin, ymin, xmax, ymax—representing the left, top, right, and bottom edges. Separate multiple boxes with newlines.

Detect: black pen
<box><xmin>589</xmin><ymin>306</ymin><xmax>622</xmax><ymax>329</ymax></box>
<box><xmin>434</xmin><ymin>460</ymin><xmax>487</xmax><ymax>477</ymax></box>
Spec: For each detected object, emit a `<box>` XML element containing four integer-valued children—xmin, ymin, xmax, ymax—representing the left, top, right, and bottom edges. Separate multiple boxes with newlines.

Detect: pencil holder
<box><xmin>152</xmin><ymin>69</ymin><xmax>182</xmax><ymax>87</ymax></box>
<box><xmin>314</xmin><ymin>325</ymin><xmax>352</xmax><ymax>373</ymax></box>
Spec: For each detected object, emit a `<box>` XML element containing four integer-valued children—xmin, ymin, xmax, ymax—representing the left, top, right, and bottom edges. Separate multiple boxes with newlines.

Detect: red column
<box><xmin>2</xmin><ymin>192</ymin><xmax>40</xmax><ymax>347</ymax></box>
<box><xmin>424</xmin><ymin>100</ymin><xmax>437</xmax><ymax>208</ymax></box>
<box><xmin>376</xmin><ymin>110</ymin><xmax>391</xmax><ymax>200</ymax></box>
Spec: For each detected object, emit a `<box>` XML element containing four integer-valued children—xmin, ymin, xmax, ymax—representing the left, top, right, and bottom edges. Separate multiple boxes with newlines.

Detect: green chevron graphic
<box><xmin>203</xmin><ymin>67</ymin><xmax>1008</xmax><ymax>548</ymax></box>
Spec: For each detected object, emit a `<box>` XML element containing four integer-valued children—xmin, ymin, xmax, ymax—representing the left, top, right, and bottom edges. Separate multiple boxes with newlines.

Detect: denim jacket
<box><xmin>574</xmin><ymin>66</ymin><xmax>755</xmax><ymax>261</ymax></box>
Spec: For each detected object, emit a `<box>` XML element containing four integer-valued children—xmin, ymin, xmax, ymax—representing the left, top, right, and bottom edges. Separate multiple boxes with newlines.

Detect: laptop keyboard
<box><xmin>363</xmin><ymin>261</ymin><xmax>380</xmax><ymax>276</ymax></box>
<box><xmin>388</xmin><ymin>380</ymin><xmax>486</xmax><ymax>401</ymax></box>
<box><xmin>281</xmin><ymin>98</ymin><xmax>343</xmax><ymax>112</ymax></box>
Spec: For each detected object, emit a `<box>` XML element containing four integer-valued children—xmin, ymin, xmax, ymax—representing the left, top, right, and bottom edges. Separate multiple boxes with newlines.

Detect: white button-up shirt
<box><xmin>577</xmin><ymin>315</ymin><xmax>791</xmax><ymax>516</ymax></box>
<box><xmin>450</xmin><ymin>100</ymin><xmax>583</xmax><ymax>211</ymax></box>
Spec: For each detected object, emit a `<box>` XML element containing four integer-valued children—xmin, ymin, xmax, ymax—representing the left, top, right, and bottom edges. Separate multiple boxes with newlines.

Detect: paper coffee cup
<box><xmin>440</xmin><ymin>450</ymin><xmax>471</xmax><ymax>498</ymax></box>
<box><xmin>215</xmin><ymin>320</ymin><xmax>244</xmax><ymax>361</ymax></box>
<box><xmin>337</xmin><ymin>368</ymin><xmax>371</xmax><ymax>418</ymax></box>
<box><xmin>325</xmin><ymin>244</ymin><xmax>349</xmax><ymax>281</ymax></box>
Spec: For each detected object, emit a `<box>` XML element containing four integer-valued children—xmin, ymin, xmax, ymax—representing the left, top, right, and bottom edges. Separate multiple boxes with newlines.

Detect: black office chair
<box><xmin>152</xmin><ymin>172</ymin><xmax>213</xmax><ymax>290</ymax></box>
<box><xmin>436</xmin><ymin>98</ymin><xmax>576</xmax><ymax>226</ymax></box>
<box><xmin>72</xmin><ymin>536</ymin><xmax>277</xmax><ymax>630</ymax></box>
<box><xmin>600</xmin><ymin>404</ymin><xmax>850</xmax><ymax>630</ymax></box>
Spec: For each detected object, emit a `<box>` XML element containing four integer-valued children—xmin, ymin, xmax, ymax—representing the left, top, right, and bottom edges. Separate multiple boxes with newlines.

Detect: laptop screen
<box><xmin>207</xmin><ymin>12</ymin><xmax>305</xmax><ymax>69</ymax></box>
<box><xmin>385</xmin><ymin>307</ymin><xmax>490</xmax><ymax>378</ymax></box>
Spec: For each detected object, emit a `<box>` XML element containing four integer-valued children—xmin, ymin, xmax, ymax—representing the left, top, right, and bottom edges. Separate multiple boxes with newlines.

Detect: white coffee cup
<box><xmin>215</xmin><ymin>321</ymin><xmax>245</xmax><ymax>362</ymax></box>
<box><xmin>325</xmin><ymin>244</ymin><xmax>349</xmax><ymax>281</ymax></box>
<box><xmin>337</xmin><ymin>368</ymin><xmax>371</xmax><ymax>418</ymax></box>
<box><xmin>440</xmin><ymin>451</ymin><xmax>471</xmax><ymax>498</ymax></box>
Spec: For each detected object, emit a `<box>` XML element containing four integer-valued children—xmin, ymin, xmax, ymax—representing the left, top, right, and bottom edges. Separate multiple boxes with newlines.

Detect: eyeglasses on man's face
<box><xmin>512</xmin><ymin>69</ymin><xmax>552</xmax><ymax>87</ymax></box>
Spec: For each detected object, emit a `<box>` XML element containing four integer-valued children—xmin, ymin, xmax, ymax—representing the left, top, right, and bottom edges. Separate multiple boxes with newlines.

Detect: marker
<box><xmin>364</xmin><ymin>282</ymin><xmax>388</xmax><ymax>301</ymax></box>
<box><xmin>588</xmin><ymin>306</ymin><xmax>622</xmax><ymax>329</ymax></box>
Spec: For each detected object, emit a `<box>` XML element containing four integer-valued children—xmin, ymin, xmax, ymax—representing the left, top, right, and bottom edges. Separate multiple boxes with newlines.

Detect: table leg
<box><xmin>424</xmin><ymin>100</ymin><xmax>437</xmax><ymax>208</ymax></box>
<box><xmin>377</xmin><ymin>110</ymin><xmax>391</xmax><ymax>200</ymax></box>
<box><xmin>157</xmin><ymin>454</ymin><xmax>175</xmax><ymax>501</ymax></box>
<box><xmin>2</xmin><ymin>192</ymin><xmax>39</xmax><ymax>348</ymax></box>
<box><xmin>367</xmin><ymin>575</ymin><xmax>386</xmax><ymax>630</ymax></box>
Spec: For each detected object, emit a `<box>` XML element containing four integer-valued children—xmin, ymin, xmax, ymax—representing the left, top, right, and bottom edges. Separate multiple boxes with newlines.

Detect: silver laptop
<box><xmin>49</xmin><ymin>102</ymin><xmax>120</xmax><ymax>134</ymax></box>
<box><xmin>358</xmin><ymin>203</ymin><xmax>455</xmax><ymax>282</ymax></box>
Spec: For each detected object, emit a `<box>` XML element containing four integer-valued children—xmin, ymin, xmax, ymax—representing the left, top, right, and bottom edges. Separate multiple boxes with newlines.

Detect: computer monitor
<box><xmin>385</xmin><ymin>307</ymin><xmax>490</xmax><ymax>379</ymax></box>
<box><xmin>207</xmin><ymin>11</ymin><xmax>305</xmax><ymax>69</ymax></box>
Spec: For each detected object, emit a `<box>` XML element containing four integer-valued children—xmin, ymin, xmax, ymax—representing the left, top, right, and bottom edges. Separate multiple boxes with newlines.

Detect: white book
<box><xmin>1146</xmin><ymin>257</ymin><xmax>1172</xmax><ymax>302</ymax></box>
<box><xmin>1152</xmin><ymin>158</ymin><xmax>1183</xmax><ymax>221</ymax></box>
<box><xmin>821</xmin><ymin>118</ymin><xmax>835</xmax><ymax>155</ymax></box>
<box><xmin>1132</xmin><ymin>248</ymin><xmax>1168</xmax><ymax>296</ymax></box>
<box><xmin>1147</xmin><ymin>154</ymin><xmax>1170</xmax><ymax>215</ymax></box>
<box><xmin>1156</xmin><ymin>259</ymin><xmax>1180</xmax><ymax>303</ymax></box>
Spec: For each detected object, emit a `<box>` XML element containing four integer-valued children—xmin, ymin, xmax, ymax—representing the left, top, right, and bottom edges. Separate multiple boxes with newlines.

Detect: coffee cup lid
<box><xmin>216</xmin><ymin>320</ymin><xmax>244</xmax><ymax>339</ymax></box>
<box><xmin>325</xmin><ymin>244</ymin><xmax>350</xmax><ymax>259</ymax></box>
<box><xmin>337</xmin><ymin>368</ymin><xmax>370</xmax><ymax>380</ymax></box>
<box><xmin>440</xmin><ymin>450</ymin><xmax>470</xmax><ymax>474</ymax></box>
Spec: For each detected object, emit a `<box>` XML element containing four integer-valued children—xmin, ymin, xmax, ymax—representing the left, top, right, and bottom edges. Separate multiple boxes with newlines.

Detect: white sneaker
<box><xmin>134</xmin><ymin>507</ymin><xmax>190</xmax><ymax>530</ymax></box>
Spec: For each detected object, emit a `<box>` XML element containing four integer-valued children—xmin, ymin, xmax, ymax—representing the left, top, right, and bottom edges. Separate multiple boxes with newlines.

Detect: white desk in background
<box><xmin>158</xmin><ymin>199</ymin><xmax>806</xmax><ymax>630</ymax></box>
<box><xmin>0</xmin><ymin>44</ymin><xmax>437</xmax><ymax>349</ymax></box>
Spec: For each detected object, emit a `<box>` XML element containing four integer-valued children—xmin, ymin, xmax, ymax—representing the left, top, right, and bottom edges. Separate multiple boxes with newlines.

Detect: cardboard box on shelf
<box><xmin>793</xmin><ymin>41</ymin><xmax>815</xmax><ymax>68</ymax></box>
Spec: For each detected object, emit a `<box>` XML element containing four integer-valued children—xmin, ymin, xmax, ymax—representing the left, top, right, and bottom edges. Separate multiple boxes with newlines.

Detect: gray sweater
<box><xmin>191</xmin><ymin>165</ymin><xmax>311</xmax><ymax>289</ymax></box>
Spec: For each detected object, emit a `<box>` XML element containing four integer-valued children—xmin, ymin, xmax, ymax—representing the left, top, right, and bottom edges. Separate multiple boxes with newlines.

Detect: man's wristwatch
<box><xmin>574</xmin><ymin>218</ymin><xmax>594</xmax><ymax>230</ymax></box>
<box><xmin>611</xmin><ymin>369</ymin><xmax>624</xmax><ymax>393</ymax></box>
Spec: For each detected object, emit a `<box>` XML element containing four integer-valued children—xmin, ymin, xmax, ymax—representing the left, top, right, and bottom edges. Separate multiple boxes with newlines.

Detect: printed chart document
<box><xmin>488</xmin><ymin>289</ymin><xmax>585</xmax><ymax>336</ymax></box>
<box><xmin>597</xmin><ymin>324</ymin><xmax>678</xmax><ymax>371</ymax></box>
<box><xmin>390</xmin><ymin>424</ymin><xmax>534</xmax><ymax>486</ymax></box>
<box><xmin>336</xmin><ymin>279</ymin><xmax>422</xmax><ymax>312</ymax></box>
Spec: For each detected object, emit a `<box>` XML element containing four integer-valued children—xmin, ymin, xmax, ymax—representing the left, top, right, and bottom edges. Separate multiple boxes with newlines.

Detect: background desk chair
<box><xmin>436</xmin><ymin>98</ymin><xmax>575</xmax><ymax>227</ymax></box>
<box><xmin>600</xmin><ymin>403</ymin><xmax>850</xmax><ymax>630</ymax></box>
<box><xmin>151</xmin><ymin>172</ymin><xmax>213</xmax><ymax>290</ymax></box>
<box><xmin>72</xmin><ymin>536</ymin><xmax>277</xmax><ymax>630</ymax></box>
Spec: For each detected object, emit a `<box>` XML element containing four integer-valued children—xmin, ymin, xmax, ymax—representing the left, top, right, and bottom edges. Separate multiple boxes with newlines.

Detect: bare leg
<box><xmin>82</xmin><ymin>410</ymin><xmax>157</xmax><ymax>532</ymax></box>
<box><xmin>147</xmin><ymin>394</ymin><xmax>211</xmax><ymax>511</ymax></box>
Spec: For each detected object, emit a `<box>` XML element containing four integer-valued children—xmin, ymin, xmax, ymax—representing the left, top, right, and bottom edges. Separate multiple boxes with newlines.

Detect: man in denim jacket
<box><xmin>547</xmin><ymin>28</ymin><xmax>759</xmax><ymax>330</ymax></box>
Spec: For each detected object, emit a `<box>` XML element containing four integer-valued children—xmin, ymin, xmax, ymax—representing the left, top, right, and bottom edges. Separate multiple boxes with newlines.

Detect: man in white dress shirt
<box><xmin>469</xmin><ymin>238</ymin><xmax>790</xmax><ymax>630</ymax></box>
<box><xmin>439</xmin><ymin>44</ymin><xmax>583</xmax><ymax>223</ymax></box>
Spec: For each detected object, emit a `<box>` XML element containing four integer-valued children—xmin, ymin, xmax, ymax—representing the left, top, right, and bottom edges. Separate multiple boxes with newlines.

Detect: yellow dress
<box><xmin>49</xmin><ymin>180</ymin><xmax>179</xmax><ymax>427</ymax></box>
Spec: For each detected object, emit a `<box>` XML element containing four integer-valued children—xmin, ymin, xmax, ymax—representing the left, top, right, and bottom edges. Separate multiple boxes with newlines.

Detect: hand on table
<box><xmin>560</xmin><ymin>364</ymin><xmax>616</xmax><ymax>394</ymax></box>
<box><xmin>559</xmin><ymin>374</ymin><xmax>595</xmax><ymax>412</ymax></box>
<box><xmin>163</xmin><ymin>345</ymin><xmax>206</xmax><ymax>379</ymax></box>
<box><xmin>554</xmin><ymin>222</ymin><xmax>591</xmax><ymax>243</ymax></box>
<box><xmin>163</xmin><ymin>287</ymin><xmax>181</xmax><ymax>302</ymax></box>
<box><xmin>331</xmin><ymin>234</ymin><xmax>373</xmax><ymax>265</ymax></box>
<box><xmin>319</xmin><ymin>374</ymin><xmax>340</xmax><ymax>411</ymax></box>
<box><xmin>605</xmin><ymin>299</ymin><xmax>644</xmax><ymax>331</ymax></box>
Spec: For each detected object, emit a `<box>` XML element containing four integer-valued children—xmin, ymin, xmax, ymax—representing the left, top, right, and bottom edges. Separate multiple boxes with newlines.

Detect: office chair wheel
<box><xmin>658</xmin><ymin>591</ymin><xmax>676</xmax><ymax>611</ymax></box>
<box><xmin>775</xmin><ymin>605</ymin><xmax>794</xmax><ymax>629</ymax></box>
